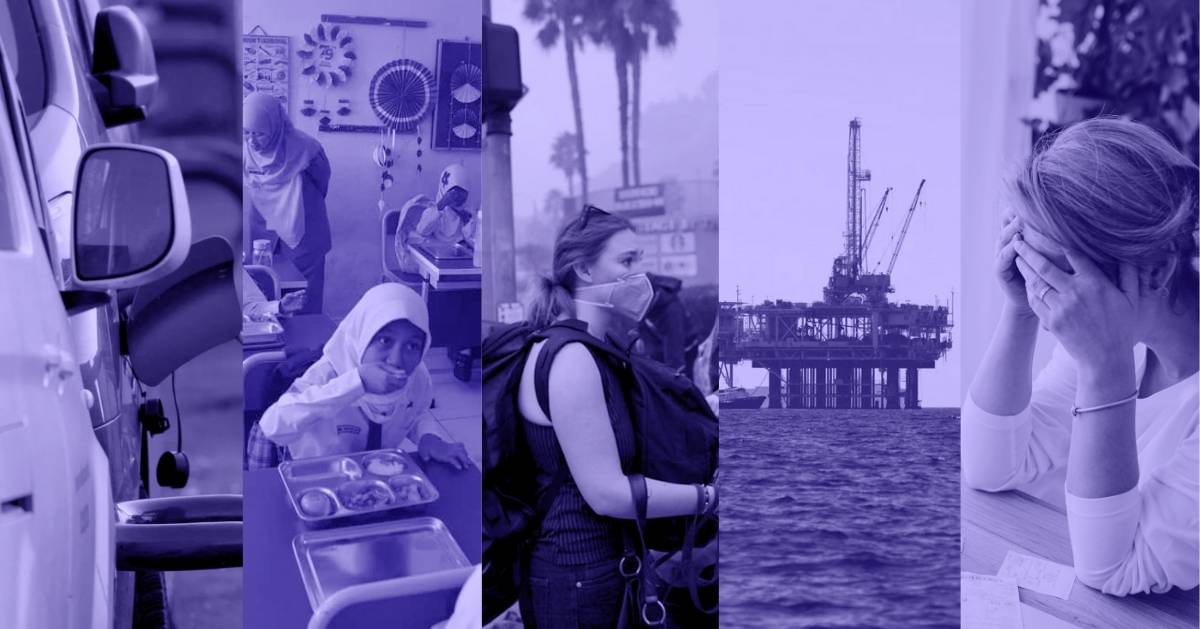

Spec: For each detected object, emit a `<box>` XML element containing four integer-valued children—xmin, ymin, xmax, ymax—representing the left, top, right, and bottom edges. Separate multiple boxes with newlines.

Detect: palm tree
<box><xmin>628</xmin><ymin>0</ymin><xmax>679</xmax><ymax>184</ymax></box>
<box><xmin>550</xmin><ymin>131</ymin><xmax>578</xmax><ymax>198</ymax></box>
<box><xmin>587</xmin><ymin>0</ymin><xmax>635</xmax><ymax>187</ymax></box>
<box><xmin>524</xmin><ymin>0</ymin><xmax>591</xmax><ymax>203</ymax></box>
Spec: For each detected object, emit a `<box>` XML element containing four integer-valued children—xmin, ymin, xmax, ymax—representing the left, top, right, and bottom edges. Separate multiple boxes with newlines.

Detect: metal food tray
<box><xmin>278</xmin><ymin>449</ymin><xmax>439</xmax><ymax>523</ymax></box>
<box><xmin>292</xmin><ymin>517</ymin><xmax>469</xmax><ymax>611</ymax></box>
<box><xmin>240</xmin><ymin>319</ymin><xmax>284</xmax><ymax>346</ymax></box>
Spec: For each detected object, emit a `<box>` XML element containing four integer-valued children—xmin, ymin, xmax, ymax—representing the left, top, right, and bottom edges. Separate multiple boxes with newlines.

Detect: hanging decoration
<box><xmin>298</xmin><ymin>23</ymin><xmax>356</xmax><ymax>88</ymax></box>
<box><xmin>432</xmin><ymin>40</ymin><xmax>483</xmax><ymax>150</ymax></box>
<box><xmin>368</xmin><ymin>58</ymin><xmax>435</xmax><ymax>133</ymax></box>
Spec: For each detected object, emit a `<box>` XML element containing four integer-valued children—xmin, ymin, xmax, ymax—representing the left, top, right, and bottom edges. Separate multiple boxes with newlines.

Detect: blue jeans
<box><xmin>519</xmin><ymin>552</ymin><xmax>626</xmax><ymax>629</ymax></box>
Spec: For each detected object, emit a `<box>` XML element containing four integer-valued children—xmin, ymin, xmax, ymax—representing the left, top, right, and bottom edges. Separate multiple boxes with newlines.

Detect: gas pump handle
<box><xmin>115</xmin><ymin>494</ymin><xmax>242</xmax><ymax>571</ymax></box>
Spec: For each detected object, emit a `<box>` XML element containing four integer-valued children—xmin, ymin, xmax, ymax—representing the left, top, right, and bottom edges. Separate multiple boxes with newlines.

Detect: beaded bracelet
<box><xmin>1072</xmin><ymin>391</ymin><xmax>1139</xmax><ymax>417</ymax></box>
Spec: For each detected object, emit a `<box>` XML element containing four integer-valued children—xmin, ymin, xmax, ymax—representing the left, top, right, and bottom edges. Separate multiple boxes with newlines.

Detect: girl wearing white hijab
<box><xmin>257</xmin><ymin>283</ymin><xmax>471</xmax><ymax>467</ymax></box>
<box><xmin>243</xmin><ymin>93</ymin><xmax>333</xmax><ymax>313</ymax></box>
<box><xmin>394</xmin><ymin>164</ymin><xmax>477</xmax><ymax>274</ymax></box>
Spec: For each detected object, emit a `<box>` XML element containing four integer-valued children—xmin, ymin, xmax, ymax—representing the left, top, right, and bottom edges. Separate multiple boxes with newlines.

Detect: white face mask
<box><xmin>574</xmin><ymin>273</ymin><xmax>655</xmax><ymax>323</ymax></box>
<box><xmin>358</xmin><ymin>368</ymin><xmax>408</xmax><ymax>423</ymax></box>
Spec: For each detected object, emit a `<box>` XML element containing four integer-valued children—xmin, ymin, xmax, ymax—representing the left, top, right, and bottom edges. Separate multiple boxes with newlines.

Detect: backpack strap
<box><xmin>531</xmin><ymin>321</ymin><xmax>625</xmax><ymax>421</ymax></box>
<box><xmin>622</xmin><ymin>473</ymin><xmax>667</xmax><ymax>627</ymax></box>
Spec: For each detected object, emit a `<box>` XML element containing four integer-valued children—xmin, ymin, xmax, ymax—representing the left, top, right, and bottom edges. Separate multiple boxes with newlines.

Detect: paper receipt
<box><xmin>998</xmin><ymin>551</ymin><xmax>1076</xmax><ymax>600</ymax></box>
<box><xmin>961</xmin><ymin>572</ymin><xmax>1022</xmax><ymax>629</ymax></box>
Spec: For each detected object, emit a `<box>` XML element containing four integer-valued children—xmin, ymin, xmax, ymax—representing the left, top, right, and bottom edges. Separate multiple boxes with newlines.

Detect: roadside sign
<box><xmin>613</xmin><ymin>184</ymin><xmax>666</xmax><ymax>216</ymax></box>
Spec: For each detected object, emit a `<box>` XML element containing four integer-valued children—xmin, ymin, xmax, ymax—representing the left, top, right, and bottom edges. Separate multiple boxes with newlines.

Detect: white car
<box><xmin>0</xmin><ymin>6</ymin><xmax>240</xmax><ymax>628</ymax></box>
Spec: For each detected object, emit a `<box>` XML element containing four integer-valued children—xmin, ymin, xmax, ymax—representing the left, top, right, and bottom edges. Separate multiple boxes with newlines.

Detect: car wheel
<box><xmin>132</xmin><ymin>570</ymin><xmax>172</xmax><ymax>629</ymax></box>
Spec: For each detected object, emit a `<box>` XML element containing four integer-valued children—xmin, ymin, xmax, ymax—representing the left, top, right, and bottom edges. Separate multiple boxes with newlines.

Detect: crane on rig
<box><xmin>861</xmin><ymin>186</ymin><xmax>892</xmax><ymax>261</ymax></box>
<box><xmin>721</xmin><ymin>118</ymin><xmax>951</xmax><ymax>410</ymax></box>
<box><xmin>876</xmin><ymin>179</ymin><xmax>925</xmax><ymax>275</ymax></box>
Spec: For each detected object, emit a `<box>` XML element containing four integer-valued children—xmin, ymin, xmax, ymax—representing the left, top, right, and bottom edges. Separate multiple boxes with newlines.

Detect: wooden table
<box><xmin>962</xmin><ymin>486</ymin><xmax>1198</xmax><ymax>628</ymax></box>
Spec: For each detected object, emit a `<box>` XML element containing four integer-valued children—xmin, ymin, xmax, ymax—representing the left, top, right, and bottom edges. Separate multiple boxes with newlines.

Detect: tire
<box><xmin>132</xmin><ymin>570</ymin><xmax>172</xmax><ymax>629</ymax></box>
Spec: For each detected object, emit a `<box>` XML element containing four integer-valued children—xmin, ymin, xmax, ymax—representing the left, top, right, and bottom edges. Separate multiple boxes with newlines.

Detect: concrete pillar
<box><xmin>482</xmin><ymin>111</ymin><xmax>516</xmax><ymax>321</ymax></box>
<box><xmin>815</xmin><ymin>367</ymin><xmax>827</xmax><ymax>409</ymax></box>
<box><xmin>885</xmin><ymin>366</ymin><xmax>900</xmax><ymax>409</ymax></box>
<box><xmin>906</xmin><ymin>367</ymin><xmax>919</xmax><ymax>409</ymax></box>
<box><xmin>836</xmin><ymin>366</ymin><xmax>852</xmax><ymax>409</ymax></box>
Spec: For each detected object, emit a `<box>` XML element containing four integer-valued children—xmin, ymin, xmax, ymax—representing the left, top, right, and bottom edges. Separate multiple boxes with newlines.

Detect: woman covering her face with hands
<box><xmin>250</xmin><ymin>283</ymin><xmax>470</xmax><ymax>469</ymax></box>
<box><xmin>963</xmin><ymin>118</ymin><xmax>1199</xmax><ymax>596</ymax></box>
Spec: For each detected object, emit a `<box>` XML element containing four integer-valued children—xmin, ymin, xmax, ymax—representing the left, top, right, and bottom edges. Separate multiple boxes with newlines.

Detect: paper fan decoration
<box><xmin>298</xmin><ymin>23</ymin><xmax>356</xmax><ymax>87</ymax></box>
<box><xmin>450</xmin><ymin>109</ymin><xmax>480</xmax><ymax>139</ymax></box>
<box><xmin>449</xmin><ymin>63</ymin><xmax>482</xmax><ymax>104</ymax></box>
<box><xmin>369</xmin><ymin>59</ymin><xmax>435</xmax><ymax>132</ymax></box>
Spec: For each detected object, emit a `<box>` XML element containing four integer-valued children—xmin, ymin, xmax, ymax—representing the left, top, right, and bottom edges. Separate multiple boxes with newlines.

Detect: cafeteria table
<box><xmin>242</xmin><ymin>313</ymin><xmax>337</xmax><ymax>358</ymax></box>
<box><xmin>962</xmin><ymin>486</ymin><xmax>1197</xmax><ymax>628</ymax></box>
<box><xmin>406</xmin><ymin>243</ymin><xmax>481</xmax><ymax>353</ymax></box>
<box><xmin>243</xmin><ymin>462</ymin><xmax>481</xmax><ymax>628</ymax></box>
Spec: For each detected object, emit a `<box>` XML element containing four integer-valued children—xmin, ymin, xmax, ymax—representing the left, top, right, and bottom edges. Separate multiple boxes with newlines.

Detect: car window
<box><xmin>0</xmin><ymin>65</ymin><xmax>29</xmax><ymax>250</ymax></box>
<box><xmin>59</xmin><ymin>0</ymin><xmax>96</xmax><ymax>71</ymax></box>
<box><xmin>0</xmin><ymin>1</ymin><xmax>48</xmax><ymax>117</ymax></box>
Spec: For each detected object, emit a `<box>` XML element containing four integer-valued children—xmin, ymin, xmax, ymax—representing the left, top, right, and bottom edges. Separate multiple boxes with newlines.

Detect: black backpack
<box><xmin>482</xmin><ymin>320</ymin><xmax>718</xmax><ymax>623</ymax></box>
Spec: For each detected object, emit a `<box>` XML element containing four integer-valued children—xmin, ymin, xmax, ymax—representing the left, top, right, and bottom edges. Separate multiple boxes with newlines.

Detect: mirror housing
<box><xmin>72</xmin><ymin>144</ymin><xmax>191</xmax><ymax>290</ymax></box>
<box><xmin>90</xmin><ymin>6</ymin><xmax>158</xmax><ymax>127</ymax></box>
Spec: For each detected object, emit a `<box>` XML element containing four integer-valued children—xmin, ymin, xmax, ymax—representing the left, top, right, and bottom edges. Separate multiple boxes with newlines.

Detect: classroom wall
<box><xmin>243</xmin><ymin>0</ymin><xmax>482</xmax><ymax>317</ymax></box>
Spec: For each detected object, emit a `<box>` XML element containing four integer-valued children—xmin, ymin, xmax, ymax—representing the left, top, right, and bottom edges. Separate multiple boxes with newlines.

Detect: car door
<box><xmin>0</xmin><ymin>47</ymin><xmax>105</xmax><ymax>629</ymax></box>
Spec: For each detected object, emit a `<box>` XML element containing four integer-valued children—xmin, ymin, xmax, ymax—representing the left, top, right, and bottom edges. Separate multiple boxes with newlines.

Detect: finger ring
<box><xmin>1038</xmin><ymin>285</ymin><xmax>1053</xmax><ymax>301</ymax></box>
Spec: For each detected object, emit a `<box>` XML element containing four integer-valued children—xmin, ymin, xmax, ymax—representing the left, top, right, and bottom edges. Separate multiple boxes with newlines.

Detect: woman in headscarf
<box><xmin>394</xmin><ymin>164</ymin><xmax>477</xmax><ymax>274</ymax></box>
<box><xmin>243</xmin><ymin>92</ymin><xmax>333</xmax><ymax>314</ymax></box>
<box><xmin>250</xmin><ymin>283</ymin><xmax>471</xmax><ymax>468</ymax></box>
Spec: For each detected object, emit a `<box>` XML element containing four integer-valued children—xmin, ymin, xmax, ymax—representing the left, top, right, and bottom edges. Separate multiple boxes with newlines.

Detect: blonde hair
<box><xmin>526</xmin><ymin>208</ymin><xmax>635</xmax><ymax>329</ymax></box>
<box><xmin>1010</xmin><ymin>117</ymin><xmax>1198</xmax><ymax>305</ymax></box>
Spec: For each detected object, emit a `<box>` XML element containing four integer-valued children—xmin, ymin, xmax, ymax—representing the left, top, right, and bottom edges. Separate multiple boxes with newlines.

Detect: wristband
<box><xmin>1072</xmin><ymin>390</ymin><xmax>1138</xmax><ymax>417</ymax></box>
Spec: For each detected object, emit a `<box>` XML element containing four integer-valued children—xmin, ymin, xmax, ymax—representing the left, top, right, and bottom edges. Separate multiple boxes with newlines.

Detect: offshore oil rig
<box><xmin>718</xmin><ymin>118</ymin><xmax>952</xmax><ymax>409</ymax></box>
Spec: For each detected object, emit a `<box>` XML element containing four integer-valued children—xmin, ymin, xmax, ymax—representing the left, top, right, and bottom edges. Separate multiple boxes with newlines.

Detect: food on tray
<box><xmin>388</xmin><ymin>476</ymin><xmax>430</xmax><ymax>504</ymax></box>
<box><xmin>337</xmin><ymin>481</ymin><xmax>393</xmax><ymax>511</ymax></box>
<box><xmin>364</xmin><ymin>453</ymin><xmax>406</xmax><ymax>477</ymax></box>
<box><xmin>298</xmin><ymin>490</ymin><xmax>335</xmax><ymax>517</ymax></box>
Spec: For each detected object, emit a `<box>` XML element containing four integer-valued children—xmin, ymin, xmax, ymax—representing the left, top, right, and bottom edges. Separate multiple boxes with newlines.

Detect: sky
<box><xmin>493</xmin><ymin>0</ymin><xmax>718</xmax><ymax>217</ymax></box>
<box><xmin>719</xmin><ymin>0</ymin><xmax>963</xmax><ymax>406</ymax></box>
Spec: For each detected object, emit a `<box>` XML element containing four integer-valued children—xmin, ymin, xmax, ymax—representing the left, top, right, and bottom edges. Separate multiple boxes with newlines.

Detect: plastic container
<box><xmin>252</xmin><ymin>239</ymin><xmax>273</xmax><ymax>267</ymax></box>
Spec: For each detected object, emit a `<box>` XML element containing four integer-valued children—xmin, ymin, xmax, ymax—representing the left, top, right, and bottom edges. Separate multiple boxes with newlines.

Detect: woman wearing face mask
<box><xmin>515</xmin><ymin>206</ymin><xmax>716</xmax><ymax>628</ymax></box>
<box><xmin>963</xmin><ymin>118</ymin><xmax>1198</xmax><ymax>596</ymax></box>
<box><xmin>248</xmin><ymin>283</ymin><xmax>470</xmax><ymax>469</ymax></box>
<box><xmin>243</xmin><ymin>93</ymin><xmax>333</xmax><ymax>313</ymax></box>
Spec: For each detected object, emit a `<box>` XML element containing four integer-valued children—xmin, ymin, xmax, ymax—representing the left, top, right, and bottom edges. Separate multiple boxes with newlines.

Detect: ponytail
<box><xmin>527</xmin><ymin>275</ymin><xmax>577</xmax><ymax>329</ymax></box>
<box><xmin>524</xmin><ymin>206</ymin><xmax>635</xmax><ymax>329</ymax></box>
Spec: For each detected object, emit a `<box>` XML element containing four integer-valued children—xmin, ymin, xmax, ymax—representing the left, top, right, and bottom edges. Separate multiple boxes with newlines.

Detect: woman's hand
<box><xmin>1013</xmin><ymin>241</ymin><xmax>1139</xmax><ymax>369</ymax></box>
<box><xmin>360</xmin><ymin>363</ymin><xmax>407</xmax><ymax>394</ymax></box>
<box><xmin>418</xmin><ymin>434</ymin><xmax>472</xmax><ymax>470</ymax></box>
<box><xmin>995</xmin><ymin>213</ymin><xmax>1035</xmax><ymax>317</ymax></box>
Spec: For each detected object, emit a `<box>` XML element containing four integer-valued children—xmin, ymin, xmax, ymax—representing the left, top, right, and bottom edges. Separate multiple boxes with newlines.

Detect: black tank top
<box><xmin>522</xmin><ymin>343</ymin><xmax>637</xmax><ymax>566</ymax></box>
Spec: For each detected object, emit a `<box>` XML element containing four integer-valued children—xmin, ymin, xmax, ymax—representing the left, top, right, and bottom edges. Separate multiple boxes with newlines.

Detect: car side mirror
<box><xmin>72</xmin><ymin>144</ymin><xmax>191</xmax><ymax>290</ymax></box>
<box><xmin>90</xmin><ymin>6</ymin><xmax>158</xmax><ymax>127</ymax></box>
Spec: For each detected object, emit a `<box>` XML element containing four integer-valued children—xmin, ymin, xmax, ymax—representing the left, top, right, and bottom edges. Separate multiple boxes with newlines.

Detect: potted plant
<box><xmin>1031</xmin><ymin>0</ymin><xmax>1198</xmax><ymax>160</ymax></box>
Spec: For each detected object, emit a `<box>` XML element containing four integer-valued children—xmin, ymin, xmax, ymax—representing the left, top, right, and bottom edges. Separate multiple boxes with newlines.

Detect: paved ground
<box><xmin>146</xmin><ymin>340</ymin><xmax>242</xmax><ymax>629</ymax></box>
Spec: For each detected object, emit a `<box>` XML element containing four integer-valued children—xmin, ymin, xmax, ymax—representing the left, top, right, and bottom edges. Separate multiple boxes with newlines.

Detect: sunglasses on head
<box><xmin>579</xmin><ymin>204</ymin><xmax>612</xmax><ymax>229</ymax></box>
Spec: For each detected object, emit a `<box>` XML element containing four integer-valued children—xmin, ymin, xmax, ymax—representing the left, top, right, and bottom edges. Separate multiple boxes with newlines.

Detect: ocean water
<box><xmin>720</xmin><ymin>408</ymin><xmax>960</xmax><ymax>629</ymax></box>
